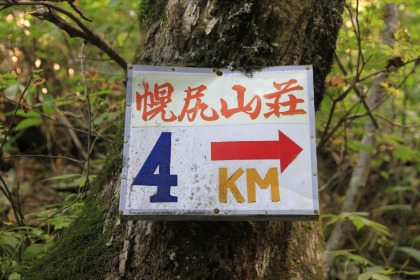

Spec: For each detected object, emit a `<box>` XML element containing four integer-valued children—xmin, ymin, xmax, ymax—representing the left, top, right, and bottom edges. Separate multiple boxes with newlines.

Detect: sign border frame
<box><xmin>119</xmin><ymin>65</ymin><xmax>319</xmax><ymax>221</ymax></box>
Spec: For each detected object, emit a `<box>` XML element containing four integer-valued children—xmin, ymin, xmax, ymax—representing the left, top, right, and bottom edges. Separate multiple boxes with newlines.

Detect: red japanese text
<box><xmin>263</xmin><ymin>79</ymin><xmax>306</xmax><ymax>117</ymax></box>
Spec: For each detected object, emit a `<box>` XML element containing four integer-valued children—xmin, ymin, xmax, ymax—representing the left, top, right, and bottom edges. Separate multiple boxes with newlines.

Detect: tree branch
<box><xmin>334</xmin><ymin>51</ymin><xmax>379</xmax><ymax>129</ymax></box>
<box><xmin>358</xmin><ymin>57</ymin><xmax>420</xmax><ymax>82</ymax></box>
<box><xmin>374</xmin><ymin>114</ymin><xmax>420</xmax><ymax>129</ymax></box>
<box><xmin>0</xmin><ymin>1</ymin><xmax>128</xmax><ymax>70</ymax></box>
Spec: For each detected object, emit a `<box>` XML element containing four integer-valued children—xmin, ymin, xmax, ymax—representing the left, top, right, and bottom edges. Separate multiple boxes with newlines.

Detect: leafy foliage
<box><xmin>319</xmin><ymin>0</ymin><xmax>420</xmax><ymax>279</ymax></box>
<box><xmin>0</xmin><ymin>0</ymin><xmax>137</xmax><ymax>278</ymax></box>
<box><xmin>0</xmin><ymin>0</ymin><xmax>420</xmax><ymax>279</ymax></box>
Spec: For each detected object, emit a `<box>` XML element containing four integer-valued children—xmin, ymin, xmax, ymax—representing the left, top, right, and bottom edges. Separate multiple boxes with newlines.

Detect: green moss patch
<box><xmin>26</xmin><ymin>198</ymin><xmax>121</xmax><ymax>280</ymax></box>
<box><xmin>26</xmin><ymin>124</ymin><xmax>125</xmax><ymax>279</ymax></box>
<box><xmin>138</xmin><ymin>0</ymin><xmax>168</xmax><ymax>31</ymax></box>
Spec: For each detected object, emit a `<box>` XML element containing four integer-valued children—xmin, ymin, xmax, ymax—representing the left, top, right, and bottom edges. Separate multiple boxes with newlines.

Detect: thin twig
<box><xmin>78</xmin><ymin>57</ymin><xmax>113</xmax><ymax>61</ymax></box>
<box><xmin>2</xmin><ymin>96</ymin><xmax>106</xmax><ymax>139</ymax></box>
<box><xmin>334</xmin><ymin>51</ymin><xmax>379</xmax><ymax>129</ymax></box>
<box><xmin>34</xmin><ymin>194</ymin><xmax>83</xmax><ymax>227</ymax></box>
<box><xmin>0</xmin><ymin>175</ymin><xmax>13</xmax><ymax>204</ymax></box>
<box><xmin>358</xmin><ymin>57</ymin><xmax>420</xmax><ymax>82</ymax></box>
<box><xmin>320</xmin><ymin>101</ymin><xmax>363</xmax><ymax>151</ymax></box>
<box><xmin>0</xmin><ymin>174</ymin><xmax>24</xmax><ymax>226</ymax></box>
<box><xmin>66</xmin><ymin>0</ymin><xmax>92</xmax><ymax>22</ymax></box>
<box><xmin>0</xmin><ymin>154</ymin><xmax>86</xmax><ymax>163</ymax></box>
<box><xmin>79</xmin><ymin>42</ymin><xmax>92</xmax><ymax>193</ymax></box>
<box><xmin>318</xmin><ymin>63</ymin><xmax>365</xmax><ymax>151</ymax></box>
<box><xmin>54</xmin><ymin>106</ymin><xmax>89</xmax><ymax>160</ymax></box>
<box><xmin>16</xmin><ymin>181</ymin><xmax>25</xmax><ymax>225</ymax></box>
<box><xmin>345</xmin><ymin>61</ymin><xmax>419</xmax><ymax>122</ymax></box>
<box><xmin>374</xmin><ymin>114</ymin><xmax>420</xmax><ymax>129</ymax></box>
<box><xmin>0</xmin><ymin>75</ymin><xmax>33</xmax><ymax>152</ymax></box>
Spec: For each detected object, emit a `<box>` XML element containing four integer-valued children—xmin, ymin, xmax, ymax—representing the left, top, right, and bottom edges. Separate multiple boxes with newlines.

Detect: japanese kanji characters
<box><xmin>136</xmin><ymin>82</ymin><xmax>176</xmax><ymax>122</ymax></box>
<box><xmin>136</xmin><ymin>78</ymin><xmax>306</xmax><ymax>123</ymax></box>
<box><xmin>263</xmin><ymin>79</ymin><xmax>306</xmax><ymax>117</ymax></box>
<box><xmin>220</xmin><ymin>85</ymin><xmax>261</xmax><ymax>120</ymax></box>
<box><xmin>178</xmin><ymin>85</ymin><xmax>219</xmax><ymax>122</ymax></box>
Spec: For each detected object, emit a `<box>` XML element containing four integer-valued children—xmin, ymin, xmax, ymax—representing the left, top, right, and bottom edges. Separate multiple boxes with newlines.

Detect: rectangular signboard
<box><xmin>119</xmin><ymin>65</ymin><xmax>319</xmax><ymax>220</ymax></box>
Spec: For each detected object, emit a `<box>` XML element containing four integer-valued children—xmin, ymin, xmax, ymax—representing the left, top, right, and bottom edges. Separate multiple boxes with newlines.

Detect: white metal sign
<box><xmin>119</xmin><ymin>65</ymin><xmax>319</xmax><ymax>220</ymax></box>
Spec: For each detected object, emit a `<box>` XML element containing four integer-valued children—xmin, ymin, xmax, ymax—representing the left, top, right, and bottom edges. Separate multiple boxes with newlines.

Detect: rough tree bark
<box><xmin>28</xmin><ymin>1</ymin><xmax>344</xmax><ymax>279</ymax></box>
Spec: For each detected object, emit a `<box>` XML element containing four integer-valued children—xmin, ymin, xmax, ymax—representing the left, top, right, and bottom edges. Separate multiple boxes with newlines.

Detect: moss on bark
<box><xmin>26</xmin><ymin>126</ymin><xmax>125</xmax><ymax>280</ymax></box>
<box><xmin>26</xmin><ymin>197</ymin><xmax>121</xmax><ymax>280</ymax></box>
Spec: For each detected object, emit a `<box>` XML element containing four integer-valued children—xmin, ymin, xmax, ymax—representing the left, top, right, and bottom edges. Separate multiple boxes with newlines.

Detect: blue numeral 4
<box><xmin>133</xmin><ymin>132</ymin><xmax>178</xmax><ymax>202</ymax></box>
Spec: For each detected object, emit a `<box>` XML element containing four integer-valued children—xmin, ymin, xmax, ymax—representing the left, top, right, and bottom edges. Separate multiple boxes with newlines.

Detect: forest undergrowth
<box><xmin>0</xmin><ymin>0</ymin><xmax>419</xmax><ymax>279</ymax></box>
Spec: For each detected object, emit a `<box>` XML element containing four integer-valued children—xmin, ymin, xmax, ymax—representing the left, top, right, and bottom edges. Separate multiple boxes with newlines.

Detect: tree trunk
<box><xmin>28</xmin><ymin>1</ymin><xmax>344</xmax><ymax>279</ymax></box>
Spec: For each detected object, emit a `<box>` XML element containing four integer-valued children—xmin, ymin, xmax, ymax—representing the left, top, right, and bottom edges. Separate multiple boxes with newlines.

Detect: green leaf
<box><xmin>108</xmin><ymin>0</ymin><xmax>121</xmax><ymax>7</ymax></box>
<box><xmin>372</xmin><ymin>273</ymin><xmax>391</xmax><ymax>280</ymax></box>
<box><xmin>13</xmin><ymin>118</ymin><xmax>43</xmax><ymax>131</ymax></box>
<box><xmin>4</xmin><ymin>109</ymin><xmax>39</xmax><ymax>118</ymax></box>
<box><xmin>75</xmin><ymin>175</ymin><xmax>96</xmax><ymax>187</ymax></box>
<box><xmin>383</xmin><ymin>186</ymin><xmax>418</xmax><ymax>194</ymax></box>
<box><xmin>342</xmin><ymin>212</ymin><xmax>370</xmax><ymax>218</ymax></box>
<box><xmin>352</xmin><ymin>216</ymin><xmax>365</xmax><ymax>231</ymax></box>
<box><xmin>8</xmin><ymin>272</ymin><xmax>22</xmax><ymax>280</ymax></box>
<box><xmin>396</xmin><ymin>247</ymin><xmax>420</xmax><ymax>263</ymax></box>
<box><xmin>361</xmin><ymin>218</ymin><xmax>391</xmax><ymax>237</ymax></box>
<box><xmin>359</xmin><ymin>267</ymin><xmax>393</xmax><ymax>280</ymax></box>
<box><xmin>393</xmin><ymin>146</ymin><xmax>416</xmax><ymax>161</ymax></box>
<box><xmin>380</xmin><ymin>171</ymin><xmax>389</xmax><ymax>180</ymax></box>
<box><xmin>354</xmin><ymin>142</ymin><xmax>375</xmax><ymax>152</ymax></box>
<box><xmin>1</xmin><ymin>73</ymin><xmax>18</xmax><ymax>79</ymax></box>
<box><xmin>50</xmin><ymin>217</ymin><xmax>65</xmax><ymax>230</ymax></box>
<box><xmin>333</xmin><ymin>251</ymin><xmax>372</xmax><ymax>266</ymax></box>
<box><xmin>91</xmin><ymin>89</ymin><xmax>112</xmax><ymax>96</ymax></box>
<box><xmin>43</xmin><ymin>174</ymin><xmax>83</xmax><ymax>182</ymax></box>
<box><xmin>343</xmin><ymin>213</ymin><xmax>391</xmax><ymax>236</ymax></box>
<box><xmin>23</xmin><ymin>243</ymin><xmax>45</xmax><ymax>259</ymax></box>
<box><xmin>374</xmin><ymin>204</ymin><xmax>412</xmax><ymax>213</ymax></box>
<box><xmin>398</xmin><ymin>270</ymin><xmax>420</xmax><ymax>276</ymax></box>
<box><xmin>4</xmin><ymin>83</ymin><xmax>24</xmax><ymax>99</ymax></box>
<box><xmin>0</xmin><ymin>233</ymin><xmax>20</xmax><ymax>248</ymax></box>
<box><xmin>321</xmin><ymin>214</ymin><xmax>344</xmax><ymax>227</ymax></box>
<box><xmin>95</xmin><ymin>23</ymin><xmax>111</xmax><ymax>33</ymax></box>
<box><xmin>409</xmin><ymin>236</ymin><xmax>420</xmax><ymax>245</ymax></box>
<box><xmin>359</xmin><ymin>271</ymin><xmax>376</xmax><ymax>280</ymax></box>
<box><xmin>42</xmin><ymin>103</ymin><xmax>54</xmax><ymax>116</ymax></box>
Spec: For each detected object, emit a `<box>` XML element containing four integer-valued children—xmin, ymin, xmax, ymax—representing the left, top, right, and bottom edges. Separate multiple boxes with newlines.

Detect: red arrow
<box><xmin>211</xmin><ymin>130</ymin><xmax>303</xmax><ymax>173</ymax></box>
